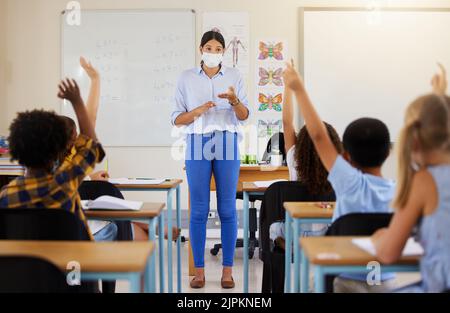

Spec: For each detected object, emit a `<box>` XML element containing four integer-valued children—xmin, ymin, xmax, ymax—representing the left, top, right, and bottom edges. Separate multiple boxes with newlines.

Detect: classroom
<box><xmin>0</xmin><ymin>0</ymin><xmax>449</xmax><ymax>299</ymax></box>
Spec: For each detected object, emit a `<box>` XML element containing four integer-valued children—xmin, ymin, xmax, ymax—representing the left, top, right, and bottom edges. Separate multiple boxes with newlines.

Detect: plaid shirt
<box><xmin>0</xmin><ymin>135</ymin><xmax>105</xmax><ymax>240</ymax></box>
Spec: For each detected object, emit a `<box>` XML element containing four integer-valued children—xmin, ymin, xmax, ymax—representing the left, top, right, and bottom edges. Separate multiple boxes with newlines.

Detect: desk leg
<box><xmin>293</xmin><ymin>218</ymin><xmax>300</xmax><ymax>293</ymax></box>
<box><xmin>129</xmin><ymin>273</ymin><xmax>141</xmax><ymax>293</ymax></box>
<box><xmin>167</xmin><ymin>189</ymin><xmax>174</xmax><ymax>293</ymax></box>
<box><xmin>158</xmin><ymin>212</ymin><xmax>165</xmax><ymax>293</ymax></box>
<box><xmin>284</xmin><ymin>211</ymin><xmax>292</xmax><ymax>293</ymax></box>
<box><xmin>145</xmin><ymin>218</ymin><xmax>157</xmax><ymax>293</ymax></box>
<box><xmin>176</xmin><ymin>185</ymin><xmax>182</xmax><ymax>293</ymax></box>
<box><xmin>300</xmin><ymin>248</ymin><xmax>309</xmax><ymax>293</ymax></box>
<box><xmin>314</xmin><ymin>266</ymin><xmax>325</xmax><ymax>293</ymax></box>
<box><xmin>243</xmin><ymin>191</ymin><xmax>249</xmax><ymax>293</ymax></box>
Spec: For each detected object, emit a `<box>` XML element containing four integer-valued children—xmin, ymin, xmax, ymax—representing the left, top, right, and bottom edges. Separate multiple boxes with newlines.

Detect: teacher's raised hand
<box><xmin>218</xmin><ymin>86</ymin><xmax>239</xmax><ymax>105</ymax></box>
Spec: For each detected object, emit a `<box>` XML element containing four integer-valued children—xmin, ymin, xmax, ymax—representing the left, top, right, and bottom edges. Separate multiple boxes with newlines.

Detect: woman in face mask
<box><xmin>171</xmin><ymin>31</ymin><xmax>250</xmax><ymax>289</ymax></box>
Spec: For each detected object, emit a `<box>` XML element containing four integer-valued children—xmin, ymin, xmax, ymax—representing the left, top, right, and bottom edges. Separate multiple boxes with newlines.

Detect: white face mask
<box><xmin>202</xmin><ymin>52</ymin><xmax>223</xmax><ymax>68</ymax></box>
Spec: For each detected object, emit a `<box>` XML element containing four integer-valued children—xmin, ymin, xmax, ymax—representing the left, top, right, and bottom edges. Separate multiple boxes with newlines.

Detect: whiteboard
<box><xmin>301</xmin><ymin>8</ymin><xmax>450</xmax><ymax>141</ymax></box>
<box><xmin>61</xmin><ymin>10</ymin><xmax>196</xmax><ymax>146</ymax></box>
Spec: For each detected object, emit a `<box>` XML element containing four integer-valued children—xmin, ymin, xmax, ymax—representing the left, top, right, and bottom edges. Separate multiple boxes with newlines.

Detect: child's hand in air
<box><xmin>80</xmin><ymin>57</ymin><xmax>100</xmax><ymax>81</ymax></box>
<box><xmin>283</xmin><ymin>59</ymin><xmax>304</xmax><ymax>92</ymax></box>
<box><xmin>58</xmin><ymin>78</ymin><xmax>83</xmax><ymax>105</ymax></box>
<box><xmin>432</xmin><ymin>63</ymin><xmax>447</xmax><ymax>96</ymax></box>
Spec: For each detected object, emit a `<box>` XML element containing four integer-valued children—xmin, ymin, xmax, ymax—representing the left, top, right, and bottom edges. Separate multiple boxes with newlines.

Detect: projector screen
<box><xmin>301</xmin><ymin>8</ymin><xmax>450</xmax><ymax>141</ymax></box>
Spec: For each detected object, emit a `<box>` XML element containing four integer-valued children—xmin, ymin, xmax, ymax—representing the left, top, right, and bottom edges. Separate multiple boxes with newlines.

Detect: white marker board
<box><xmin>61</xmin><ymin>10</ymin><xmax>196</xmax><ymax>146</ymax></box>
<box><xmin>300</xmin><ymin>8</ymin><xmax>450</xmax><ymax>141</ymax></box>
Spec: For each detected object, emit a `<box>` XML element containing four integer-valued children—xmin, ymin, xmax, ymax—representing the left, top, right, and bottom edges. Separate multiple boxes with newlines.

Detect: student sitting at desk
<box><xmin>0</xmin><ymin>78</ymin><xmax>104</xmax><ymax>240</ymax></box>
<box><xmin>283</xmin><ymin>61</ymin><xmax>396</xmax><ymax>292</ymax></box>
<box><xmin>373</xmin><ymin>65</ymin><xmax>450</xmax><ymax>293</ymax></box>
<box><xmin>61</xmin><ymin>57</ymin><xmax>179</xmax><ymax>242</ymax></box>
<box><xmin>269</xmin><ymin>78</ymin><xmax>343</xmax><ymax>249</ymax></box>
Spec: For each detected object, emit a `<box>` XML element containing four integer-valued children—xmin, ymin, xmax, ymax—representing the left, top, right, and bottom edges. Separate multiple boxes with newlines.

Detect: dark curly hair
<box><xmin>8</xmin><ymin>110</ymin><xmax>69</xmax><ymax>170</ymax></box>
<box><xmin>294</xmin><ymin>122</ymin><xmax>343</xmax><ymax>195</ymax></box>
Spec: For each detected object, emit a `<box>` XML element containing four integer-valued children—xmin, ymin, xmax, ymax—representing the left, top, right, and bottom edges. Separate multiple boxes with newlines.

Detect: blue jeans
<box><xmin>94</xmin><ymin>222</ymin><xmax>118</xmax><ymax>242</ymax></box>
<box><xmin>186</xmin><ymin>131</ymin><xmax>240</xmax><ymax>268</ymax></box>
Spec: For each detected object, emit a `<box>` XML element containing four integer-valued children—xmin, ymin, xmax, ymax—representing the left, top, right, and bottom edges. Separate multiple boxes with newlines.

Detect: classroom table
<box><xmin>0</xmin><ymin>240</ymin><xmax>154</xmax><ymax>293</ymax></box>
<box><xmin>299</xmin><ymin>237</ymin><xmax>420</xmax><ymax>293</ymax></box>
<box><xmin>283</xmin><ymin>202</ymin><xmax>335</xmax><ymax>293</ymax></box>
<box><xmin>113</xmin><ymin>179</ymin><xmax>182</xmax><ymax>293</ymax></box>
<box><xmin>84</xmin><ymin>202</ymin><xmax>164</xmax><ymax>293</ymax></box>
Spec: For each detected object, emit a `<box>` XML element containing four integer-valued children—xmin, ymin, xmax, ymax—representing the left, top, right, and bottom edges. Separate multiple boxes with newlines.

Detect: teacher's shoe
<box><xmin>221</xmin><ymin>277</ymin><xmax>235</xmax><ymax>289</ymax></box>
<box><xmin>190</xmin><ymin>276</ymin><xmax>205</xmax><ymax>289</ymax></box>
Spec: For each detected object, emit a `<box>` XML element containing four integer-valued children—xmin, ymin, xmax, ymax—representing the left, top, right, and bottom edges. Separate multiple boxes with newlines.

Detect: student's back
<box><xmin>420</xmin><ymin>165</ymin><xmax>450</xmax><ymax>292</ymax></box>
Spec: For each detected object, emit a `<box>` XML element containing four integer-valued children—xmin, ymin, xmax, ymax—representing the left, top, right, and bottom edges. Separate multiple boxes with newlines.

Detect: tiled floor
<box><xmin>116</xmin><ymin>239</ymin><xmax>421</xmax><ymax>293</ymax></box>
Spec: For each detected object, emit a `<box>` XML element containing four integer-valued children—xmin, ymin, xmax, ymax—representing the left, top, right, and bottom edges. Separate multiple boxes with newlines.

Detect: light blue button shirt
<box><xmin>171</xmin><ymin>66</ymin><xmax>250</xmax><ymax>134</ymax></box>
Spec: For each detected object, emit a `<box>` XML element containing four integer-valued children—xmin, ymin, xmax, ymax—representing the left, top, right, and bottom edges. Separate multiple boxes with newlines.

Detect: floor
<box><xmin>115</xmin><ymin>239</ymin><xmax>421</xmax><ymax>293</ymax></box>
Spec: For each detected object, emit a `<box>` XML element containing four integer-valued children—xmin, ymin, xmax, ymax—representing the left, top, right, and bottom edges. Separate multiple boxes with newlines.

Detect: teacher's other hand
<box><xmin>195</xmin><ymin>101</ymin><xmax>216</xmax><ymax>115</ymax></box>
<box><xmin>218</xmin><ymin>86</ymin><xmax>239</xmax><ymax>105</ymax></box>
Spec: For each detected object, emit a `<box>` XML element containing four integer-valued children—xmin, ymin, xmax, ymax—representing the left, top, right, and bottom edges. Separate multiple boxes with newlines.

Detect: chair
<box><xmin>78</xmin><ymin>181</ymin><xmax>134</xmax><ymax>293</ymax></box>
<box><xmin>324</xmin><ymin>212</ymin><xmax>393</xmax><ymax>292</ymax></box>
<box><xmin>0</xmin><ymin>209</ymin><xmax>97</xmax><ymax>292</ymax></box>
<box><xmin>259</xmin><ymin>181</ymin><xmax>336</xmax><ymax>293</ymax></box>
<box><xmin>210</xmin><ymin>132</ymin><xmax>287</xmax><ymax>259</ymax></box>
<box><xmin>0</xmin><ymin>256</ymin><xmax>93</xmax><ymax>293</ymax></box>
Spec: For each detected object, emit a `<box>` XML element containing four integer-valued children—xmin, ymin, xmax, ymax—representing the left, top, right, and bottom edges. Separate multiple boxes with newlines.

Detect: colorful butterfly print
<box><xmin>259</xmin><ymin>67</ymin><xmax>284</xmax><ymax>86</ymax></box>
<box><xmin>258</xmin><ymin>119</ymin><xmax>282</xmax><ymax>137</ymax></box>
<box><xmin>258</xmin><ymin>93</ymin><xmax>283</xmax><ymax>112</ymax></box>
<box><xmin>258</xmin><ymin>42</ymin><xmax>284</xmax><ymax>60</ymax></box>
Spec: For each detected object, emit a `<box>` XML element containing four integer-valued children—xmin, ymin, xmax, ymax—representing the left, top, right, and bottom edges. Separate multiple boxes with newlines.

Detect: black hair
<box><xmin>8</xmin><ymin>110</ymin><xmax>69</xmax><ymax>170</ymax></box>
<box><xmin>200</xmin><ymin>30</ymin><xmax>226</xmax><ymax>49</ymax></box>
<box><xmin>343</xmin><ymin>117</ymin><xmax>391</xmax><ymax>168</ymax></box>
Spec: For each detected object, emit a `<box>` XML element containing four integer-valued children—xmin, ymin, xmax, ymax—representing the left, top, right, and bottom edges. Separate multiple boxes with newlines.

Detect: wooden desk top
<box><xmin>84</xmin><ymin>202</ymin><xmax>165</xmax><ymax>219</ymax></box>
<box><xmin>242</xmin><ymin>182</ymin><xmax>268</xmax><ymax>192</ymax></box>
<box><xmin>283</xmin><ymin>202</ymin><xmax>335</xmax><ymax>219</ymax></box>
<box><xmin>240</xmin><ymin>165</ymin><xmax>289</xmax><ymax>172</ymax></box>
<box><xmin>115</xmin><ymin>179</ymin><xmax>183</xmax><ymax>190</ymax></box>
<box><xmin>0</xmin><ymin>240</ymin><xmax>154</xmax><ymax>272</ymax></box>
<box><xmin>300</xmin><ymin>237</ymin><xmax>420</xmax><ymax>266</ymax></box>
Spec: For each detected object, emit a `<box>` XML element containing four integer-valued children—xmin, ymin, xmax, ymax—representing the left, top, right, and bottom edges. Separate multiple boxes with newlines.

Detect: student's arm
<box><xmin>282</xmin><ymin>84</ymin><xmax>296</xmax><ymax>152</ymax></box>
<box><xmin>58</xmin><ymin>78</ymin><xmax>97</xmax><ymax>141</ymax></box>
<box><xmin>431</xmin><ymin>63</ymin><xmax>447</xmax><ymax>96</ymax></box>
<box><xmin>372</xmin><ymin>170</ymin><xmax>430</xmax><ymax>264</ymax></box>
<box><xmin>283</xmin><ymin>62</ymin><xmax>338</xmax><ymax>171</ymax></box>
<box><xmin>80</xmin><ymin>57</ymin><xmax>101</xmax><ymax>128</ymax></box>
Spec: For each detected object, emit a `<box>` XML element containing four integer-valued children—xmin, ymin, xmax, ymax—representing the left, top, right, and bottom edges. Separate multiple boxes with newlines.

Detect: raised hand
<box><xmin>80</xmin><ymin>57</ymin><xmax>100</xmax><ymax>81</ymax></box>
<box><xmin>57</xmin><ymin>78</ymin><xmax>83</xmax><ymax>105</ymax></box>
<box><xmin>432</xmin><ymin>62</ymin><xmax>447</xmax><ymax>96</ymax></box>
<box><xmin>283</xmin><ymin>60</ymin><xmax>304</xmax><ymax>92</ymax></box>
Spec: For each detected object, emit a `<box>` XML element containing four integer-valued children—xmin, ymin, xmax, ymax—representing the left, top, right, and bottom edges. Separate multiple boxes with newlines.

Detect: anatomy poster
<box><xmin>202</xmin><ymin>12</ymin><xmax>250</xmax><ymax>78</ymax></box>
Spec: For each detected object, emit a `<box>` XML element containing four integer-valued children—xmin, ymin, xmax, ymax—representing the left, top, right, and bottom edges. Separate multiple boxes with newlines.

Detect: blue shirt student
<box><xmin>171</xmin><ymin>66</ymin><xmax>250</xmax><ymax>134</ymax></box>
<box><xmin>328</xmin><ymin>155</ymin><xmax>396</xmax><ymax>281</ymax></box>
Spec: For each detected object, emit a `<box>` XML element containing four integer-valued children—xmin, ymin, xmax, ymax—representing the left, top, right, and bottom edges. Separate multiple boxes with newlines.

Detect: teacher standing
<box><xmin>171</xmin><ymin>31</ymin><xmax>250</xmax><ymax>289</ymax></box>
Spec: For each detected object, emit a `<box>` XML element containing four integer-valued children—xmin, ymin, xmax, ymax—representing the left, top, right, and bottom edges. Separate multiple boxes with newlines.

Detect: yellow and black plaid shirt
<box><xmin>0</xmin><ymin>135</ymin><xmax>105</xmax><ymax>240</ymax></box>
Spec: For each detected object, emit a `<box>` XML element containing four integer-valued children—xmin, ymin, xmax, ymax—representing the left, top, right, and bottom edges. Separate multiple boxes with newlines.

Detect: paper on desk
<box><xmin>87</xmin><ymin>220</ymin><xmax>111</xmax><ymax>235</ymax></box>
<box><xmin>82</xmin><ymin>195</ymin><xmax>143</xmax><ymax>211</ymax></box>
<box><xmin>253</xmin><ymin>179</ymin><xmax>287</xmax><ymax>188</ymax></box>
<box><xmin>109</xmin><ymin>178</ymin><xmax>165</xmax><ymax>185</ymax></box>
<box><xmin>352</xmin><ymin>237</ymin><xmax>424</xmax><ymax>256</ymax></box>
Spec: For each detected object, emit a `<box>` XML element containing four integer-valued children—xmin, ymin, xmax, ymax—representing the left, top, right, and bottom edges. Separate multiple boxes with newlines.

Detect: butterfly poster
<box><xmin>257</xmin><ymin>119</ymin><xmax>282</xmax><ymax>137</ymax></box>
<box><xmin>258</xmin><ymin>67</ymin><xmax>283</xmax><ymax>86</ymax></box>
<box><xmin>258</xmin><ymin>41</ymin><xmax>284</xmax><ymax>61</ymax></box>
<box><xmin>258</xmin><ymin>93</ymin><xmax>283</xmax><ymax>112</ymax></box>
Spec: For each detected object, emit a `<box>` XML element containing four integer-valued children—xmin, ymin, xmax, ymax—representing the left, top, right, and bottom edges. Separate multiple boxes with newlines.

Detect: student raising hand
<box><xmin>432</xmin><ymin>63</ymin><xmax>447</xmax><ymax>96</ymax></box>
<box><xmin>80</xmin><ymin>57</ymin><xmax>100</xmax><ymax>80</ymax></box>
<box><xmin>80</xmin><ymin>57</ymin><xmax>101</xmax><ymax>128</ymax></box>
<box><xmin>58</xmin><ymin>78</ymin><xmax>83</xmax><ymax>105</ymax></box>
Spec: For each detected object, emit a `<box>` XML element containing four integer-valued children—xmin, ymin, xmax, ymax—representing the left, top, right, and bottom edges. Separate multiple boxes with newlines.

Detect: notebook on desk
<box><xmin>108</xmin><ymin>178</ymin><xmax>166</xmax><ymax>185</ymax></box>
<box><xmin>352</xmin><ymin>237</ymin><xmax>424</xmax><ymax>257</ymax></box>
<box><xmin>81</xmin><ymin>196</ymin><xmax>143</xmax><ymax>211</ymax></box>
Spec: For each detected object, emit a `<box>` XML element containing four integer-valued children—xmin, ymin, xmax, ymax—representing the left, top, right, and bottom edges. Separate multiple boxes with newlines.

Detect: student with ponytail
<box><xmin>373</xmin><ymin>64</ymin><xmax>450</xmax><ymax>292</ymax></box>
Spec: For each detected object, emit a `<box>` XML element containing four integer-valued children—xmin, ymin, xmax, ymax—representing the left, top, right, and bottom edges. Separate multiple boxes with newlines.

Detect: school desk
<box><xmin>113</xmin><ymin>179</ymin><xmax>182</xmax><ymax>293</ymax></box>
<box><xmin>84</xmin><ymin>202</ymin><xmax>164</xmax><ymax>293</ymax></box>
<box><xmin>299</xmin><ymin>237</ymin><xmax>420</xmax><ymax>293</ymax></box>
<box><xmin>0</xmin><ymin>240</ymin><xmax>154</xmax><ymax>293</ymax></box>
<box><xmin>186</xmin><ymin>165</ymin><xmax>289</xmax><ymax>289</ymax></box>
<box><xmin>283</xmin><ymin>202</ymin><xmax>335</xmax><ymax>293</ymax></box>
